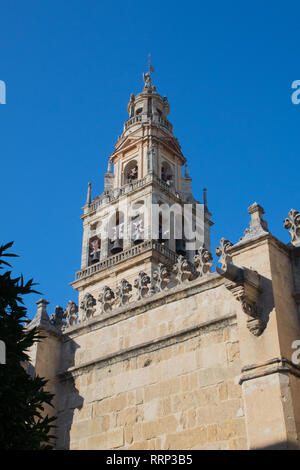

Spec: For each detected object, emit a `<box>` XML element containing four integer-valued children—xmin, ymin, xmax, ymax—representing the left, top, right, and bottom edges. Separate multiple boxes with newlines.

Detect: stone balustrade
<box><xmin>87</xmin><ymin>174</ymin><xmax>178</xmax><ymax>214</ymax></box>
<box><xmin>123</xmin><ymin>113</ymin><xmax>173</xmax><ymax>133</ymax></box>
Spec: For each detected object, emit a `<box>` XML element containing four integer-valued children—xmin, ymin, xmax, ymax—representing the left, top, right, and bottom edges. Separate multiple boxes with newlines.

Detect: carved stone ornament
<box><xmin>143</xmin><ymin>71</ymin><xmax>152</xmax><ymax>89</ymax></box>
<box><xmin>238</xmin><ymin>203</ymin><xmax>269</xmax><ymax>243</ymax></box>
<box><xmin>218</xmin><ymin>262</ymin><xmax>264</xmax><ymax>336</ymax></box>
<box><xmin>152</xmin><ymin>263</ymin><xmax>170</xmax><ymax>292</ymax></box>
<box><xmin>133</xmin><ymin>271</ymin><xmax>150</xmax><ymax>300</ymax></box>
<box><xmin>98</xmin><ymin>286</ymin><xmax>115</xmax><ymax>314</ymax></box>
<box><xmin>215</xmin><ymin>238</ymin><xmax>233</xmax><ymax>269</ymax></box>
<box><xmin>64</xmin><ymin>301</ymin><xmax>78</xmax><ymax>327</ymax></box>
<box><xmin>284</xmin><ymin>209</ymin><xmax>300</xmax><ymax>247</ymax></box>
<box><xmin>115</xmin><ymin>279</ymin><xmax>132</xmax><ymax>306</ymax></box>
<box><xmin>50</xmin><ymin>306</ymin><xmax>64</xmax><ymax>328</ymax></box>
<box><xmin>173</xmin><ymin>255</ymin><xmax>196</xmax><ymax>283</ymax></box>
<box><xmin>194</xmin><ymin>247</ymin><xmax>213</xmax><ymax>277</ymax></box>
<box><xmin>79</xmin><ymin>293</ymin><xmax>96</xmax><ymax>322</ymax></box>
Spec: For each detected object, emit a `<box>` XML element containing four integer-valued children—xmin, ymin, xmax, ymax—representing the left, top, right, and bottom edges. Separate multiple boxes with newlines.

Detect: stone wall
<box><xmin>56</xmin><ymin>284</ymin><xmax>245</xmax><ymax>449</ymax></box>
<box><xmin>27</xmin><ymin>206</ymin><xmax>300</xmax><ymax>450</ymax></box>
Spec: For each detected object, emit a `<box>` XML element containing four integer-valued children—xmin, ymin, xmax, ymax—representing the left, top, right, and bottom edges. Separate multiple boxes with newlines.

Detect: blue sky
<box><xmin>0</xmin><ymin>1</ymin><xmax>299</xmax><ymax>319</ymax></box>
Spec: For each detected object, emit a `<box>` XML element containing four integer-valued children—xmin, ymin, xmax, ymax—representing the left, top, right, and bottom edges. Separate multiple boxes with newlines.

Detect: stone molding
<box><xmin>239</xmin><ymin>357</ymin><xmax>300</xmax><ymax>384</ymax></box>
<box><xmin>62</xmin><ymin>272</ymin><xmax>223</xmax><ymax>339</ymax></box>
<box><xmin>70</xmin><ymin>249</ymin><xmax>214</xmax><ymax>326</ymax></box>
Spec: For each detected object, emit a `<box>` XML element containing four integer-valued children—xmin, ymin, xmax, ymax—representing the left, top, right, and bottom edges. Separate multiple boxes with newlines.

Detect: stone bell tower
<box><xmin>26</xmin><ymin>71</ymin><xmax>300</xmax><ymax>451</ymax></box>
<box><xmin>71</xmin><ymin>72</ymin><xmax>212</xmax><ymax>322</ymax></box>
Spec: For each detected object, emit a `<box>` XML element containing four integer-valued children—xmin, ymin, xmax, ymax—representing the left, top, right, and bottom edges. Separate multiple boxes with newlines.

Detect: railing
<box><xmin>87</xmin><ymin>174</ymin><xmax>178</xmax><ymax>213</ymax></box>
<box><xmin>123</xmin><ymin>114</ymin><xmax>173</xmax><ymax>133</ymax></box>
<box><xmin>75</xmin><ymin>240</ymin><xmax>177</xmax><ymax>281</ymax></box>
<box><xmin>124</xmin><ymin>115</ymin><xmax>142</xmax><ymax>130</ymax></box>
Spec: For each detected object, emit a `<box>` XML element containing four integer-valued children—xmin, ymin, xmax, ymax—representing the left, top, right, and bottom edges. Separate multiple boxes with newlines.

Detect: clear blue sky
<box><xmin>0</xmin><ymin>1</ymin><xmax>299</xmax><ymax>319</ymax></box>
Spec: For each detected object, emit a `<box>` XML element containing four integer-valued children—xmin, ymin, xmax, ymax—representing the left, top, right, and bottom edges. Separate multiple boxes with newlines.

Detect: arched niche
<box><xmin>161</xmin><ymin>160</ymin><xmax>174</xmax><ymax>185</ymax></box>
<box><xmin>123</xmin><ymin>159</ymin><xmax>138</xmax><ymax>185</ymax></box>
<box><xmin>130</xmin><ymin>200</ymin><xmax>145</xmax><ymax>245</ymax></box>
<box><xmin>108</xmin><ymin>210</ymin><xmax>124</xmax><ymax>255</ymax></box>
<box><xmin>89</xmin><ymin>236</ymin><xmax>101</xmax><ymax>264</ymax></box>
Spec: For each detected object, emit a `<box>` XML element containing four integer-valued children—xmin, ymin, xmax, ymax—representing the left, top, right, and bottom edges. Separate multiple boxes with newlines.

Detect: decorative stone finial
<box><xmin>173</xmin><ymin>255</ymin><xmax>197</xmax><ymax>283</ymax></box>
<box><xmin>152</xmin><ymin>264</ymin><xmax>170</xmax><ymax>292</ymax></box>
<box><xmin>115</xmin><ymin>279</ymin><xmax>132</xmax><ymax>306</ymax></box>
<box><xmin>184</xmin><ymin>164</ymin><xmax>189</xmax><ymax>178</ymax></box>
<box><xmin>79</xmin><ymin>293</ymin><xmax>96</xmax><ymax>322</ymax></box>
<box><xmin>216</xmin><ymin>238</ymin><xmax>233</xmax><ymax>269</ymax></box>
<box><xmin>194</xmin><ymin>247</ymin><xmax>213</xmax><ymax>277</ymax></box>
<box><xmin>203</xmin><ymin>188</ymin><xmax>208</xmax><ymax>209</ymax></box>
<box><xmin>86</xmin><ymin>182</ymin><xmax>92</xmax><ymax>206</ymax></box>
<box><xmin>239</xmin><ymin>202</ymin><xmax>269</xmax><ymax>243</ymax></box>
<box><xmin>98</xmin><ymin>286</ymin><xmax>115</xmax><ymax>314</ymax></box>
<box><xmin>133</xmin><ymin>272</ymin><xmax>151</xmax><ymax>300</ymax></box>
<box><xmin>50</xmin><ymin>306</ymin><xmax>64</xmax><ymax>328</ymax></box>
<box><xmin>27</xmin><ymin>298</ymin><xmax>58</xmax><ymax>333</ymax></box>
<box><xmin>64</xmin><ymin>301</ymin><xmax>78</xmax><ymax>327</ymax></box>
<box><xmin>284</xmin><ymin>209</ymin><xmax>300</xmax><ymax>247</ymax></box>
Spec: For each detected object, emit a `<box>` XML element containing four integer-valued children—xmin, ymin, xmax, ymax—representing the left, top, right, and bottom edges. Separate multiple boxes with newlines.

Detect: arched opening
<box><xmin>175</xmin><ymin>213</ymin><xmax>186</xmax><ymax>256</ymax></box>
<box><xmin>157</xmin><ymin>203</ymin><xmax>170</xmax><ymax>247</ymax></box>
<box><xmin>108</xmin><ymin>210</ymin><xmax>124</xmax><ymax>255</ymax></box>
<box><xmin>131</xmin><ymin>200</ymin><xmax>145</xmax><ymax>245</ymax></box>
<box><xmin>124</xmin><ymin>159</ymin><xmax>138</xmax><ymax>184</ymax></box>
<box><xmin>89</xmin><ymin>236</ymin><xmax>101</xmax><ymax>264</ymax></box>
<box><xmin>161</xmin><ymin>161</ymin><xmax>173</xmax><ymax>185</ymax></box>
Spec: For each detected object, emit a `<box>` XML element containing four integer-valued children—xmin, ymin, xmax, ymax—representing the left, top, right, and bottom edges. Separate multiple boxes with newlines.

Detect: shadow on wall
<box><xmin>55</xmin><ymin>335</ymin><xmax>84</xmax><ymax>450</ymax></box>
<box><xmin>258</xmin><ymin>275</ymin><xmax>275</xmax><ymax>334</ymax></box>
<box><xmin>255</xmin><ymin>441</ymin><xmax>299</xmax><ymax>450</ymax></box>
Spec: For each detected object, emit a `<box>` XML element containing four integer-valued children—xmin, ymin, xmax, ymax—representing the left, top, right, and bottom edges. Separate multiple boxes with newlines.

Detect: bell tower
<box><xmin>71</xmin><ymin>72</ymin><xmax>213</xmax><ymax>321</ymax></box>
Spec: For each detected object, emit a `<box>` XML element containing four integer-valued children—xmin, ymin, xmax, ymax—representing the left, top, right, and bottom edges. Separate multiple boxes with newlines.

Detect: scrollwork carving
<box><xmin>284</xmin><ymin>209</ymin><xmax>300</xmax><ymax>246</ymax></box>
<box><xmin>133</xmin><ymin>272</ymin><xmax>150</xmax><ymax>300</ymax></box>
<box><xmin>152</xmin><ymin>263</ymin><xmax>170</xmax><ymax>292</ymax></box>
<box><xmin>115</xmin><ymin>279</ymin><xmax>132</xmax><ymax>306</ymax></box>
<box><xmin>173</xmin><ymin>255</ymin><xmax>196</xmax><ymax>283</ymax></box>
<box><xmin>98</xmin><ymin>286</ymin><xmax>115</xmax><ymax>314</ymax></box>
<box><xmin>63</xmin><ymin>300</ymin><xmax>78</xmax><ymax>327</ymax></box>
<box><xmin>216</xmin><ymin>238</ymin><xmax>233</xmax><ymax>269</ymax></box>
<box><xmin>79</xmin><ymin>293</ymin><xmax>96</xmax><ymax>322</ymax></box>
<box><xmin>194</xmin><ymin>247</ymin><xmax>213</xmax><ymax>277</ymax></box>
<box><xmin>50</xmin><ymin>306</ymin><xmax>64</xmax><ymax>328</ymax></box>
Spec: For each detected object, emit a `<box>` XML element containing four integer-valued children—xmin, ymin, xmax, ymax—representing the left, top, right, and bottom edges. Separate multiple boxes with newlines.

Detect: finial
<box><xmin>86</xmin><ymin>182</ymin><xmax>92</xmax><ymax>206</ymax></box>
<box><xmin>148</xmin><ymin>53</ymin><xmax>155</xmax><ymax>74</ymax></box>
<box><xmin>184</xmin><ymin>164</ymin><xmax>189</xmax><ymax>178</ymax></box>
<box><xmin>203</xmin><ymin>188</ymin><xmax>207</xmax><ymax>208</ymax></box>
<box><xmin>27</xmin><ymin>298</ymin><xmax>55</xmax><ymax>331</ymax></box>
<box><xmin>284</xmin><ymin>209</ymin><xmax>300</xmax><ymax>247</ymax></box>
<box><xmin>143</xmin><ymin>54</ymin><xmax>155</xmax><ymax>89</ymax></box>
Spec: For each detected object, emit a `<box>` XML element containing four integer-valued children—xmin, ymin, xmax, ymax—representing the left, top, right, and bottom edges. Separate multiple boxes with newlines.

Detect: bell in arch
<box><xmin>89</xmin><ymin>239</ymin><xmax>101</xmax><ymax>264</ymax></box>
<box><xmin>176</xmin><ymin>239</ymin><xmax>186</xmax><ymax>256</ymax></box>
<box><xmin>111</xmin><ymin>237</ymin><xmax>123</xmax><ymax>254</ymax></box>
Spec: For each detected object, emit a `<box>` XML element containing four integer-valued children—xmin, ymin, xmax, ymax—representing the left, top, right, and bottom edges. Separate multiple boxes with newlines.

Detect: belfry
<box><xmin>72</xmin><ymin>71</ymin><xmax>212</xmax><ymax>321</ymax></box>
<box><xmin>27</xmin><ymin>72</ymin><xmax>300</xmax><ymax>450</ymax></box>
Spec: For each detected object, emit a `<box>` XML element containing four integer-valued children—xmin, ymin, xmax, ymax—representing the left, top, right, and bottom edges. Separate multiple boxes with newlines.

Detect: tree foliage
<box><xmin>0</xmin><ymin>242</ymin><xmax>55</xmax><ymax>449</ymax></box>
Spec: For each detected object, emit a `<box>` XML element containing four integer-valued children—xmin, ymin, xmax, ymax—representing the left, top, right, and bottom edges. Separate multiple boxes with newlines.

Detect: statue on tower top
<box><xmin>143</xmin><ymin>53</ymin><xmax>155</xmax><ymax>89</ymax></box>
<box><xmin>143</xmin><ymin>71</ymin><xmax>152</xmax><ymax>89</ymax></box>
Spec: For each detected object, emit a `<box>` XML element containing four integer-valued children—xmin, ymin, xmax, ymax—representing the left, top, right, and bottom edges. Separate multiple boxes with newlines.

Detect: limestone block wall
<box><xmin>55</xmin><ymin>276</ymin><xmax>248</xmax><ymax>450</ymax></box>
